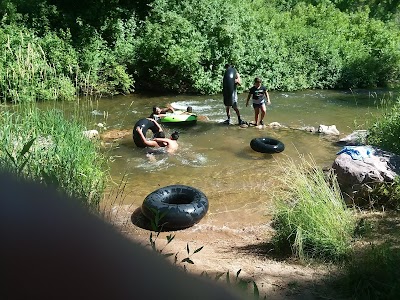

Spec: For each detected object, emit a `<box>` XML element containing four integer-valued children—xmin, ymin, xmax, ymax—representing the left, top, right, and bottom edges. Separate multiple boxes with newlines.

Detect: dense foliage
<box><xmin>138</xmin><ymin>0</ymin><xmax>400</xmax><ymax>93</ymax></box>
<box><xmin>275</xmin><ymin>0</ymin><xmax>400</xmax><ymax>22</ymax></box>
<box><xmin>0</xmin><ymin>0</ymin><xmax>399</xmax><ymax>101</ymax></box>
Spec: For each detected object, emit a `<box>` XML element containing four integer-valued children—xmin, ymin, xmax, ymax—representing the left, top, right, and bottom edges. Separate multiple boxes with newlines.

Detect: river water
<box><xmin>70</xmin><ymin>88</ymin><xmax>393</xmax><ymax>227</ymax></box>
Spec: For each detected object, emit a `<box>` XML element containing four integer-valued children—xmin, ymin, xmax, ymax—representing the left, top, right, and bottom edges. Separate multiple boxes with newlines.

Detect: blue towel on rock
<box><xmin>336</xmin><ymin>146</ymin><xmax>374</xmax><ymax>161</ymax></box>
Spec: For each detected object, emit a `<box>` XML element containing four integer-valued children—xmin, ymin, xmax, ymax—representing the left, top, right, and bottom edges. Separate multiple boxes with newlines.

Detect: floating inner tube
<box><xmin>132</xmin><ymin>118</ymin><xmax>160</xmax><ymax>148</ymax></box>
<box><xmin>160</xmin><ymin>113</ymin><xmax>197</xmax><ymax>125</ymax></box>
<box><xmin>250</xmin><ymin>137</ymin><xmax>285</xmax><ymax>153</ymax></box>
<box><xmin>141</xmin><ymin>185</ymin><xmax>209</xmax><ymax>230</ymax></box>
<box><xmin>222</xmin><ymin>67</ymin><xmax>236</xmax><ymax>106</ymax></box>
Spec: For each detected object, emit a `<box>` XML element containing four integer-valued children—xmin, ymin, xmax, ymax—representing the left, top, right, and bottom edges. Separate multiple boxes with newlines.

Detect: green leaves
<box><xmin>4</xmin><ymin>137</ymin><xmax>36</xmax><ymax>175</ymax></box>
<box><xmin>134</xmin><ymin>0</ymin><xmax>400</xmax><ymax>93</ymax></box>
<box><xmin>3</xmin><ymin>0</ymin><xmax>400</xmax><ymax>96</ymax></box>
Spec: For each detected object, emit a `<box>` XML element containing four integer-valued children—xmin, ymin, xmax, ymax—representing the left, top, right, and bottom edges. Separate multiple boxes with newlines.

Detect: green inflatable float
<box><xmin>159</xmin><ymin>112</ymin><xmax>197</xmax><ymax>125</ymax></box>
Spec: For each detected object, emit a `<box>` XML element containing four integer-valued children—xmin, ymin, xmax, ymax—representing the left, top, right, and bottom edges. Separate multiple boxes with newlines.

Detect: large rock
<box><xmin>337</xmin><ymin>130</ymin><xmax>368</xmax><ymax>146</ymax></box>
<box><xmin>332</xmin><ymin>146</ymin><xmax>400</xmax><ymax>203</ymax></box>
<box><xmin>290</xmin><ymin>124</ymin><xmax>340</xmax><ymax>135</ymax></box>
<box><xmin>82</xmin><ymin>129</ymin><xmax>99</xmax><ymax>140</ymax></box>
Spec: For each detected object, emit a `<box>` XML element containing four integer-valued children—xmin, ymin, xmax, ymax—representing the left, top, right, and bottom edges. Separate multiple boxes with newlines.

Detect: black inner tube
<box><xmin>222</xmin><ymin>67</ymin><xmax>236</xmax><ymax>106</ymax></box>
<box><xmin>162</xmin><ymin>195</ymin><xmax>193</xmax><ymax>205</ymax></box>
<box><xmin>132</xmin><ymin>118</ymin><xmax>160</xmax><ymax>148</ymax></box>
<box><xmin>250</xmin><ymin>137</ymin><xmax>285</xmax><ymax>153</ymax></box>
<box><xmin>141</xmin><ymin>185</ymin><xmax>209</xmax><ymax>230</ymax></box>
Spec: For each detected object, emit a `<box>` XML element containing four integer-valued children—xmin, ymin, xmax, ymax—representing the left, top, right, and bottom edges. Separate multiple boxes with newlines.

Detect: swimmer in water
<box><xmin>135</xmin><ymin>119</ymin><xmax>179</xmax><ymax>154</ymax></box>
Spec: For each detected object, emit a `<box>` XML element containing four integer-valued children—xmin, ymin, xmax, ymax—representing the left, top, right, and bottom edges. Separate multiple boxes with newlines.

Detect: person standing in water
<box><xmin>246</xmin><ymin>77</ymin><xmax>271</xmax><ymax>126</ymax></box>
<box><xmin>222</xmin><ymin>64</ymin><xmax>245</xmax><ymax>125</ymax></box>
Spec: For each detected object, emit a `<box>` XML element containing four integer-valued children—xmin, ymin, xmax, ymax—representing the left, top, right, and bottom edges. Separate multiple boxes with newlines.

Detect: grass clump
<box><xmin>368</xmin><ymin>98</ymin><xmax>400</xmax><ymax>155</ymax></box>
<box><xmin>272</xmin><ymin>156</ymin><xmax>356</xmax><ymax>261</ymax></box>
<box><xmin>0</xmin><ymin>106</ymin><xmax>106</xmax><ymax>209</ymax></box>
<box><xmin>337</xmin><ymin>242</ymin><xmax>400</xmax><ymax>299</ymax></box>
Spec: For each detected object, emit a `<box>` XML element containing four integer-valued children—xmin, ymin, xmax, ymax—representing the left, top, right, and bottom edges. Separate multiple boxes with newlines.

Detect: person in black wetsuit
<box><xmin>222</xmin><ymin>64</ymin><xmax>245</xmax><ymax>125</ymax></box>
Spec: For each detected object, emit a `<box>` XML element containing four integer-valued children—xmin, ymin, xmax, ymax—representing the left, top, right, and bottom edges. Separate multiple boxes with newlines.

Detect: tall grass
<box><xmin>0</xmin><ymin>25</ymin><xmax>76</xmax><ymax>103</ymax></box>
<box><xmin>0</xmin><ymin>105</ymin><xmax>106</xmax><ymax>209</ymax></box>
<box><xmin>368</xmin><ymin>97</ymin><xmax>400</xmax><ymax>155</ymax></box>
<box><xmin>272</xmin><ymin>155</ymin><xmax>356</xmax><ymax>261</ymax></box>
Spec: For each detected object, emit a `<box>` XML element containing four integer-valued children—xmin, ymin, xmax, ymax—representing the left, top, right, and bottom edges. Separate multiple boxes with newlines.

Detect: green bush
<box><xmin>77</xmin><ymin>23</ymin><xmax>135</xmax><ymax>96</ymax></box>
<box><xmin>2</xmin><ymin>0</ymin><xmax>400</xmax><ymax>95</ymax></box>
<box><xmin>0</xmin><ymin>7</ymin><xmax>138</xmax><ymax>101</ymax></box>
<box><xmin>134</xmin><ymin>0</ymin><xmax>400</xmax><ymax>93</ymax></box>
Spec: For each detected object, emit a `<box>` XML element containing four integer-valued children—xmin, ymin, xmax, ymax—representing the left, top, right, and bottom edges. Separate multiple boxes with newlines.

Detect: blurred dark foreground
<box><xmin>0</xmin><ymin>173</ymin><xmax>240</xmax><ymax>300</ymax></box>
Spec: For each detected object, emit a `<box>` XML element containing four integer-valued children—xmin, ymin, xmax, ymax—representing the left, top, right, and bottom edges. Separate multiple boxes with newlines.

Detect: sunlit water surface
<box><xmin>41</xmin><ymin>89</ymin><xmax>395</xmax><ymax>226</ymax></box>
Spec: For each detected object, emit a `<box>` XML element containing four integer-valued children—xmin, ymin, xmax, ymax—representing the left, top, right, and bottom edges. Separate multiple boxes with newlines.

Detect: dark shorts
<box><xmin>226</xmin><ymin>101</ymin><xmax>238</xmax><ymax>109</ymax></box>
<box><xmin>252</xmin><ymin>102</ymin><xmax>265</xmax><ymax>109</ymax></box>
<box><xmin>147</xmin><ymin>147</ymin><xmax>167</xmax><ymax>155</ymax></box>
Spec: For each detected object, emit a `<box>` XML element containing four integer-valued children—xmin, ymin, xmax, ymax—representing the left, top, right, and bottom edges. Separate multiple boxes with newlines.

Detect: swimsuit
<box><xmin>249</xmin><ymin>85</ymin><xmax>267</xmax><ymax>105</ymax></box>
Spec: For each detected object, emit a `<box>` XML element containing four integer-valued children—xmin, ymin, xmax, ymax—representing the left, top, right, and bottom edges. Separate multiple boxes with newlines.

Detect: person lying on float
<box><xmin>149</xmin><ymin>105</ymin><xmax>175</xmax><ymax>120</ymax></box>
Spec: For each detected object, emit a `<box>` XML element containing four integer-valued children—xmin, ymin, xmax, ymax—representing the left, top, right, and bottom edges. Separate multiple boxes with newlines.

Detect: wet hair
<box><xmin>154</xmin><ymin>131</ymin><xmax>165</xmax><ymax>138</ymax></box>
<box><xmin>254</xmin><ymin>77</ymin><xmax>262</xmax><ymax>84</ymax></box>
<box><xmin>152</xmin><ymin>106</ymin><xmax>159</xmax><ymax>114</ymax></box>
<box><xmin>171</xmin><ymin>131</ymin><xmax>179</xmax><ymax>140</ymax></box>
<box><xmin>186</xmin><ymin>106</ymin><xmax>193</xmax><ymax>113</ymax></box>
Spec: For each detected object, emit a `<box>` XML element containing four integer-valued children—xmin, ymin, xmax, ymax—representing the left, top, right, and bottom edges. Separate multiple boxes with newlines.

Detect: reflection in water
<box><xmin>39</xmin><ymin>89</ymin><xmax>395</xmax><ymax>226</ymax></box>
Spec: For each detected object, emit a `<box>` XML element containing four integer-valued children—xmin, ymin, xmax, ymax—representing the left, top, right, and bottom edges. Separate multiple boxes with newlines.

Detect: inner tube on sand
<box><xmin>132</xmin><ymin>118</ymin><xmax>160</xmax><ymax>148</ymax></box>
<box><xmin>141</xmin><ymin>185</ymin><xmax>209</xmax><ymax>230</ymax></box>
<box><xmin>250</xmin><ymin>137</ymin><xmax>285</xmax><ymax>154</ymax></box>
<box><xmin>222</xmin><ymin>67</ymin><xmax>236</xmax><ymax>106</ymax></box>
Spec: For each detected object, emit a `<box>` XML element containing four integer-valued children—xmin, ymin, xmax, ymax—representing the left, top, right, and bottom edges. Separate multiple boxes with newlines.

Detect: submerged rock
<box><xmin>290</xmin><ymin>124</ymin><xmax>339</xmax><ymax>135</ymax></box>
<box><xmin>268</xmin><ymin>122</ymin><xmax>287</xmax><ymax>129</ymax></box>
<box><xmin>337</xmin><ymin>130</ymin><xmax>368</xmax><ymax>146</ymax></box>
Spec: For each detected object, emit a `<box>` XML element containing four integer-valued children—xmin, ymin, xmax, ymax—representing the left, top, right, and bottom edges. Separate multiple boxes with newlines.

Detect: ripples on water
<box><xmin>56</xmin><ymin>89</ymin><xmax>396</xmax><ymax>224</ymax></box>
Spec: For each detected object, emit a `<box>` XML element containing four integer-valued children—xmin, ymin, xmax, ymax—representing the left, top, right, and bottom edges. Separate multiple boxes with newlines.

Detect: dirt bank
<box><xmin>109</xmin><ymin>204</ymin><xmax>336</xmax><ymax>300</ymax></box>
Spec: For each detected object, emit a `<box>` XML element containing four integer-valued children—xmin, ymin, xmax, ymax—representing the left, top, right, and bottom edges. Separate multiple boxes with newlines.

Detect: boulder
<box><xmin>318</xmin><ymin>124</ymin><xmax>340</xmax><ymax>135</ymax></box>
<box><xmin>83</xmin><ymin>130</ymin><xmax>99</xmax><ymax>140</ymax></box>
<box><xmin>100</xmin><ymin>129</ymin><xmax>130</xmax><ymax>141</ymax></box>
<box><xmin>332</xmin><ymin>146</ymin><xmax>400</xmax><ymax>203</ymax></box>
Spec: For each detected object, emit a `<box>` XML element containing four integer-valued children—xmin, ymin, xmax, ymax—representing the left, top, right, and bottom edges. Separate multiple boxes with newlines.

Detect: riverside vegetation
<box><xmin>2</xmin><ymin>96</ymin><xmax>398</xmax><ymax>299</ymax></box>
<box><xmin>1</xmin><ymin>0</ymin><xmax>400</xmax><ymax>102</ymax></box>
<box><xmin>0</xmin><ymin>105</ymin><xmax>106</xmax><ymax>209</ymax></box>
<box><xmin>1</xmin><ymin>0</ymin><xmax>400</xmax><ymax>298</ymax></box>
